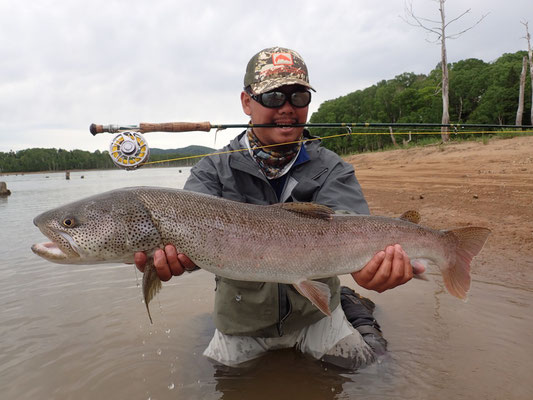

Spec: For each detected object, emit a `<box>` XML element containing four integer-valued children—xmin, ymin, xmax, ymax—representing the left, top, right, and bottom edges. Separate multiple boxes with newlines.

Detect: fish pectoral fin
<box><xmin>142</xmin><ymin>259</ymin><xmax>162</xmax><ymax>324</ymax></box>
<box><xmin>276</xmin><ymin>202</ymin><xmax>334</xmax><ymax>220</ymax></box>
<box><xmin>293</xmin><ymin>280</ymin><xmax>332</xmax><ymax>316</ymax></box>
<box><xmin>399</xmin><ymin>210</ymin><xmax>421</xmax><ymax>224</ymax></box>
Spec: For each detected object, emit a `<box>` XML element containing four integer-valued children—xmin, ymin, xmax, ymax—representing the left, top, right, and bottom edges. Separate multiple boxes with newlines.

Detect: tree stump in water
<box><xmin>0</xmin><ymin>181</ymin><xmax>11</xmax><ymax>196</ymax></box>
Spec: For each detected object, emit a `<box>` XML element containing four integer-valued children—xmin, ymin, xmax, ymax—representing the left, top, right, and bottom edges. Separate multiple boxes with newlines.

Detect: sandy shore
<box><xmin>345</xmin><ymin>135</ymin><xmax>533</xmax><ymax>289</ymax></box>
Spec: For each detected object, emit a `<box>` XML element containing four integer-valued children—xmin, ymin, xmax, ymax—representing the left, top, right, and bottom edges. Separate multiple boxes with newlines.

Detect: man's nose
<box><xmin>277</xmin><ymin>99</ymin><xmax>295</xmax><ymax>113</ymax></box>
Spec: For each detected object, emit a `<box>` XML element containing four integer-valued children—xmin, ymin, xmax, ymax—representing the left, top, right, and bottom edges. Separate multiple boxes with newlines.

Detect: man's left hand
<box><xmin>352</xmin><ymin>244</ymin><xmax>425</xmax><ymax>292</ymax></box>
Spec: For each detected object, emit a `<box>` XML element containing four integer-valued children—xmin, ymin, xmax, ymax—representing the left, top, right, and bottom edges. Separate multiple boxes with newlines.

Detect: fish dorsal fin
<box><xmin>276</xmin><ymin>202</ymin><xmax>334</xmax><ymax>220</ymax></box>
<box><xmin>400</xmin><ymin>210</ymin><xmax>421</xmax><ymax>224</ymax></box>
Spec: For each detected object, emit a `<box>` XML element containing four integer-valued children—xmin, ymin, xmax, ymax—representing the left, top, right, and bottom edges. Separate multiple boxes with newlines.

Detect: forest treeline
<box><xmin>0</xmin><ymin>147</ymin><xmax>209</xmax><ymax>173</ymax></box>
<box><xmin>0</xmin><ymin>148</ymin><xmax>114</xmax><ymax>173</ymax></box>
<box><xmin>2</xmin><ymin>51</ymin><xmax>531</xmax><ymax>172</ymax></box>
<box><xmin>309</xmin><ymin>51</ymin><xmax>532</xmax><ymax>154</ymax></box>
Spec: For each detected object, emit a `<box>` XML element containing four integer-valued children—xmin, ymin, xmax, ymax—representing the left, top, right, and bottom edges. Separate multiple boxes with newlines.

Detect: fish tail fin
<box><xmin>442</xmin><ymin>227</ymin><xmax>491</xmax><ymax>300</ymax></box>
<box><xmin>142</xmin><ymin>260</ymin><xmax>162</xmax><ymax>324</ymax></box>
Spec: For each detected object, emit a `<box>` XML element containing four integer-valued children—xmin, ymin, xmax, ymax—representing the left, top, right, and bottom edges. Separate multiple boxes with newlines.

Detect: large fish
<box><xmin>31</xmin><ymin>187</ymin><xmax>490</xmax><ymax>322</ymax></box>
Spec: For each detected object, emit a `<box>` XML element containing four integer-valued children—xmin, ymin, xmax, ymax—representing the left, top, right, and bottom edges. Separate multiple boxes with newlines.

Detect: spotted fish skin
<box><xmin>32</xmin><ymin>186</ymin><xmax>491</xmax><ymax>320</ymax></box>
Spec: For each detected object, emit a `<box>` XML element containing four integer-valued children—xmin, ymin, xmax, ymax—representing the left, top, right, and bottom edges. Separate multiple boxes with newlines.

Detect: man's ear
<box><xmin>241</xmin><ymin>91</ymin><xmax>252</xmax><ymax>116</ymax></box>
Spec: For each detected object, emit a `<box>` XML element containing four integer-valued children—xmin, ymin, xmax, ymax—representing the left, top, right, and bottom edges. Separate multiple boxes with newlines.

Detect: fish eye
<box><xmin>63</xmin><ymin>218</ymin><xmax>75</xmax><ymax>227</ymax></box>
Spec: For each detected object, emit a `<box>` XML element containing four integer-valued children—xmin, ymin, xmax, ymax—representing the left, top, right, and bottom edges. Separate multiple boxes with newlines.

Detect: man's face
<box><xmin>241</xmin><ymin>85</ymin><xmax>309</xmax><ymax>146</ymax></box>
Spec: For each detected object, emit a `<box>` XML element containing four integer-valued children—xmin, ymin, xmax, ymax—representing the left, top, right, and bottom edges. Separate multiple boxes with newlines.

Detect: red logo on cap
<box><xmin>272</xmin><ymin>53</ymin><xmax>293</xmax><ymax>66</ymax></box>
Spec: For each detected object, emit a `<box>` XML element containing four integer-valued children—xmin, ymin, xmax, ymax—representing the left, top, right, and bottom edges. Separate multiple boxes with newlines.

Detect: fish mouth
<box><xmin>31</xmin><ymin>232</ymin><xmax>81</xmax><ymax>263</ymax></box>
<box><xmin>32</xmin><ymin>241</ymin><xmax>69</xmax><ymax>260</ymax></box>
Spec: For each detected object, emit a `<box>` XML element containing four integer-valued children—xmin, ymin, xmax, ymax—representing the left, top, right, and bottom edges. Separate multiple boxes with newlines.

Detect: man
<box><xmin>135</xmin><ymin>47</ymin><xmax>421</xmax><ymax>369</ymax></box>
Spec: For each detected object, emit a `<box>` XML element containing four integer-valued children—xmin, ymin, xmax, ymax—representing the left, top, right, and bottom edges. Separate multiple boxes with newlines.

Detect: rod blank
<box><xmin>90</xmin><ymin>121</ymin><xmax>533</xmax><ymax>135</ymax></box>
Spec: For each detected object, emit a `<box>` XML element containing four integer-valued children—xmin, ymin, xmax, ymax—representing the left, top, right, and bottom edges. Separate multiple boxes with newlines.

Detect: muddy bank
<box><xmin>345</xmin><ymin>135</ymin><xmax>533</xmax><ymax>289</ymax></box>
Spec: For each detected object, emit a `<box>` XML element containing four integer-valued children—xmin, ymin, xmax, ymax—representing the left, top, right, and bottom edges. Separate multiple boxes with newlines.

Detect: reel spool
<box><xmin>109</xmin><ymin>132</ymin><xmax>150</xmax><ymax>170</ymax></box>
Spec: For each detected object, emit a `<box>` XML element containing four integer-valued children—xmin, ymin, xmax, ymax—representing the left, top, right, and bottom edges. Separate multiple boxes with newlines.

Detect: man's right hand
<box><xmin>134</xmin><ymin>245</ymin><xmax>197</xmax><ymax>281</ymax></box>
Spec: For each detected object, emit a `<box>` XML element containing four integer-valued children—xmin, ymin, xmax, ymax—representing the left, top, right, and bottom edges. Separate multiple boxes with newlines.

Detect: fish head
<box><xmin>31</xmin><ymin>189</ymin><xmax>161</xmax><ymax>264</ymax></box>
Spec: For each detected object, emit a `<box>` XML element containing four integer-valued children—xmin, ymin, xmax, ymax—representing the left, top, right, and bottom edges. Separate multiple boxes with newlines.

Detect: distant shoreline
<box><xmin>0</xmin><ymin>165</ymin><xmax>191</xmax><ymax>177</ymax></box>
<box><xmin>0</xmin><ymin>168</ymin><xmax>113</xmax><ymax>177</ymax></box>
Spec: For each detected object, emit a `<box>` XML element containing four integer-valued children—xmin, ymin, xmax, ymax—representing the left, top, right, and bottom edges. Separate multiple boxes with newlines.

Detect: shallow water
<box><xmin>1</xmin><ymin>169</ymin><xmax>532</xmax><ymax>399</ymax></box>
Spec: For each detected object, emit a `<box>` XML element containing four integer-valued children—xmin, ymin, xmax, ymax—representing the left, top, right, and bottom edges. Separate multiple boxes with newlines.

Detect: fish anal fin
<box><xmin>293</xmin><ymin>280</ymin><xmax>332</xmax><ymax>316</ymax></box>
<box><xmin>142</xmin><ymin>259</ymin><xmax>162</xmax><ymax>324</ymax></box>
<box><xmin>400</xmin><ymin>210</ymin><xmax>421</xmax><ymax>224</ymax></box>
<box><xmin>277</xmin><ymin>202</ymin><xmax>334</xmax><ymax>220</ymax></box>
<box><xmin>442</xmin><ymin>227</ymin><xmax>491</xmax><ymax>300</ymax></box>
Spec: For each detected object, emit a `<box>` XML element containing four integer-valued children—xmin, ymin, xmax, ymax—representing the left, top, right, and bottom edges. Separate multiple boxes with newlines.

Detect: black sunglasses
<box><xmin>246</xmin><ymin>88</ymin><xmax>311</xmax><ymax>108</ymax></box>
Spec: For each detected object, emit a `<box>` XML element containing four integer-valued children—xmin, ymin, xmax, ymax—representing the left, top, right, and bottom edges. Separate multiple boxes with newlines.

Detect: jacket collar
<box><xmin>228</xmin><ymin>129</ymin><xmax>318</xmax><ymax>177</ymax></box>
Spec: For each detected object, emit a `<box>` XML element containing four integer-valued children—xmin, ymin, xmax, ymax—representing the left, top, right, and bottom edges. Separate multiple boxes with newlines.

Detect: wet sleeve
<box><xmin>314</xmin><ymin>160</ymin><xmax>370</xmax><ymax>215</ymax></box>
<box><xmin>183</xmin><ymin>157</ymin><xmax>223</xmax><ymax>197</ymax></box>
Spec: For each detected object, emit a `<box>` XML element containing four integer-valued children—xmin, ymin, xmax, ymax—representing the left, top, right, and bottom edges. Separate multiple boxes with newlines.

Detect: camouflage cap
<box><xmin>244</xmin><ymin>46</ymin><xmax>315</xmax><ymax>94</ymax></box>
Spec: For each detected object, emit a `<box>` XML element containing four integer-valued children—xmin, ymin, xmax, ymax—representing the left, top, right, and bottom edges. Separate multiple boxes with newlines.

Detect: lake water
<box><xmin>1</xmin><ymin>168</ymin><xmax>532</xmax><ymax>400</ymax></box>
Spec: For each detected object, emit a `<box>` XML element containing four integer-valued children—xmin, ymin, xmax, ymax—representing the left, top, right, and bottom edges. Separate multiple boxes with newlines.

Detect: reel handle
<box><xmin>139</xmin><ymin>122</ymin><xmax>212</xmax><ymax>133</ymax></box>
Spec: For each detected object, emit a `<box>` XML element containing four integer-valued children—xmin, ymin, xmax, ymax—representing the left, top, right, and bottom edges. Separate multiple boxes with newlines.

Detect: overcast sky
<box><xmin>0</xmin><ymin>0</ymin><xmax>531</xmax><ymax>153</ymax></box>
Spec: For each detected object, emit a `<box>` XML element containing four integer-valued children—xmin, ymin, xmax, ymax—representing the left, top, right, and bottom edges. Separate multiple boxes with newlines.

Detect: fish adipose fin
<box><xmin>293</xmin><ymin>280</ymin><xmax>332</xmax><ymax>316</ymax></box>
<box><xmin>277</xmin><ymin>203</ymin><xmax>334</xmax><ymax>220</ymax></box>
<box><xmin>442</xmin><ymin>227</ymin><xmax>491</xmax><ymax>300</ymax></box>
<box><xmin>142</xmin><ymin>259</ymin><xmax>162</xmax><ymax>324</ymax></box>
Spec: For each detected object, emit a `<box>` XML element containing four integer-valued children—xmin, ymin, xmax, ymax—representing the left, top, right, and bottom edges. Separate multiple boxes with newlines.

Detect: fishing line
<box><xmin>138</xmin><ymin>129</ymin><xmax>533</xmax><ymax>167</ymax></box>
<box><xmin>89</xmin><ymin>121</ymin><xmax>533</xmax><ymax>169</ymax></box>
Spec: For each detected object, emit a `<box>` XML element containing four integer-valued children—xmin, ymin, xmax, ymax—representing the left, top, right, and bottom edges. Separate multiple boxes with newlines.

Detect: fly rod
<box><xmin>89</xmin><ymin>121</ymin><xmax>533</xmax><ymax>135</ymax></box>
<box><xmin>89</xmin><ymin>121</ymin><xmax>533</xmax><ymax>170</ymax></box>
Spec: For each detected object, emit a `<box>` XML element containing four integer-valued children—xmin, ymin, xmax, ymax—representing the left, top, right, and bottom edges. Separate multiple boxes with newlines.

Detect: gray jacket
<box><xmin>184</xmin><ymin>130</ymin><xmax>369</xmax><ymax>337</ymax></box>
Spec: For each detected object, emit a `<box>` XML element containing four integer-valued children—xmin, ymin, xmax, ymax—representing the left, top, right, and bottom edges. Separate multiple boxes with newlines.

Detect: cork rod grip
<box><xmin>139</xmin><ymin>122</ymin><xmax>212</xmax><ymax>133</ymax></box>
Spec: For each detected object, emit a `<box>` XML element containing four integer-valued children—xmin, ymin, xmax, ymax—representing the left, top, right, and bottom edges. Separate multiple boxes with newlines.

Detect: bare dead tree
<box><xmin>522</xmin><ymin>21</ymin><xmax>533</xmax><ymax>125</ymax></box>
<box><xmin>403</xmin><ymin>0</ymin><xmax>487</xmax><ymax>141</ymax></box>
<box><xmin>516</xmin><ymin>56</ymin><xmax>528</xmax><ymax>125</ymax></box>
<box><xmin>389</xmin><ymin>126</ymin><xmax>398</xmax><ymax>147</ymax></box>
<box><xmin>402</xmin><ymin>132</ymin><xmax>413</xmax><ymax>146</ymax></box>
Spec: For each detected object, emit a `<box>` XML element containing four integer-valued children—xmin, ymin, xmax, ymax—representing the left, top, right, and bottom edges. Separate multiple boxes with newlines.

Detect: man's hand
<box><xmin>352</xmin><ymin>244</ymin><xmax>425</xmax><ymax>293</ymax></box>
<box><xmin>134</xmin><ymin>245</ymin><xmax>197</xmax><ymax>282</ymax></box>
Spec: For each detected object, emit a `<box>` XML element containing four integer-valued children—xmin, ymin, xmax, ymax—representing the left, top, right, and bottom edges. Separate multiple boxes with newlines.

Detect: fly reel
<box><xmin>108</xmin><ymin>132</ymin><xmax>150</xmax><ymax>170</ymax></box>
